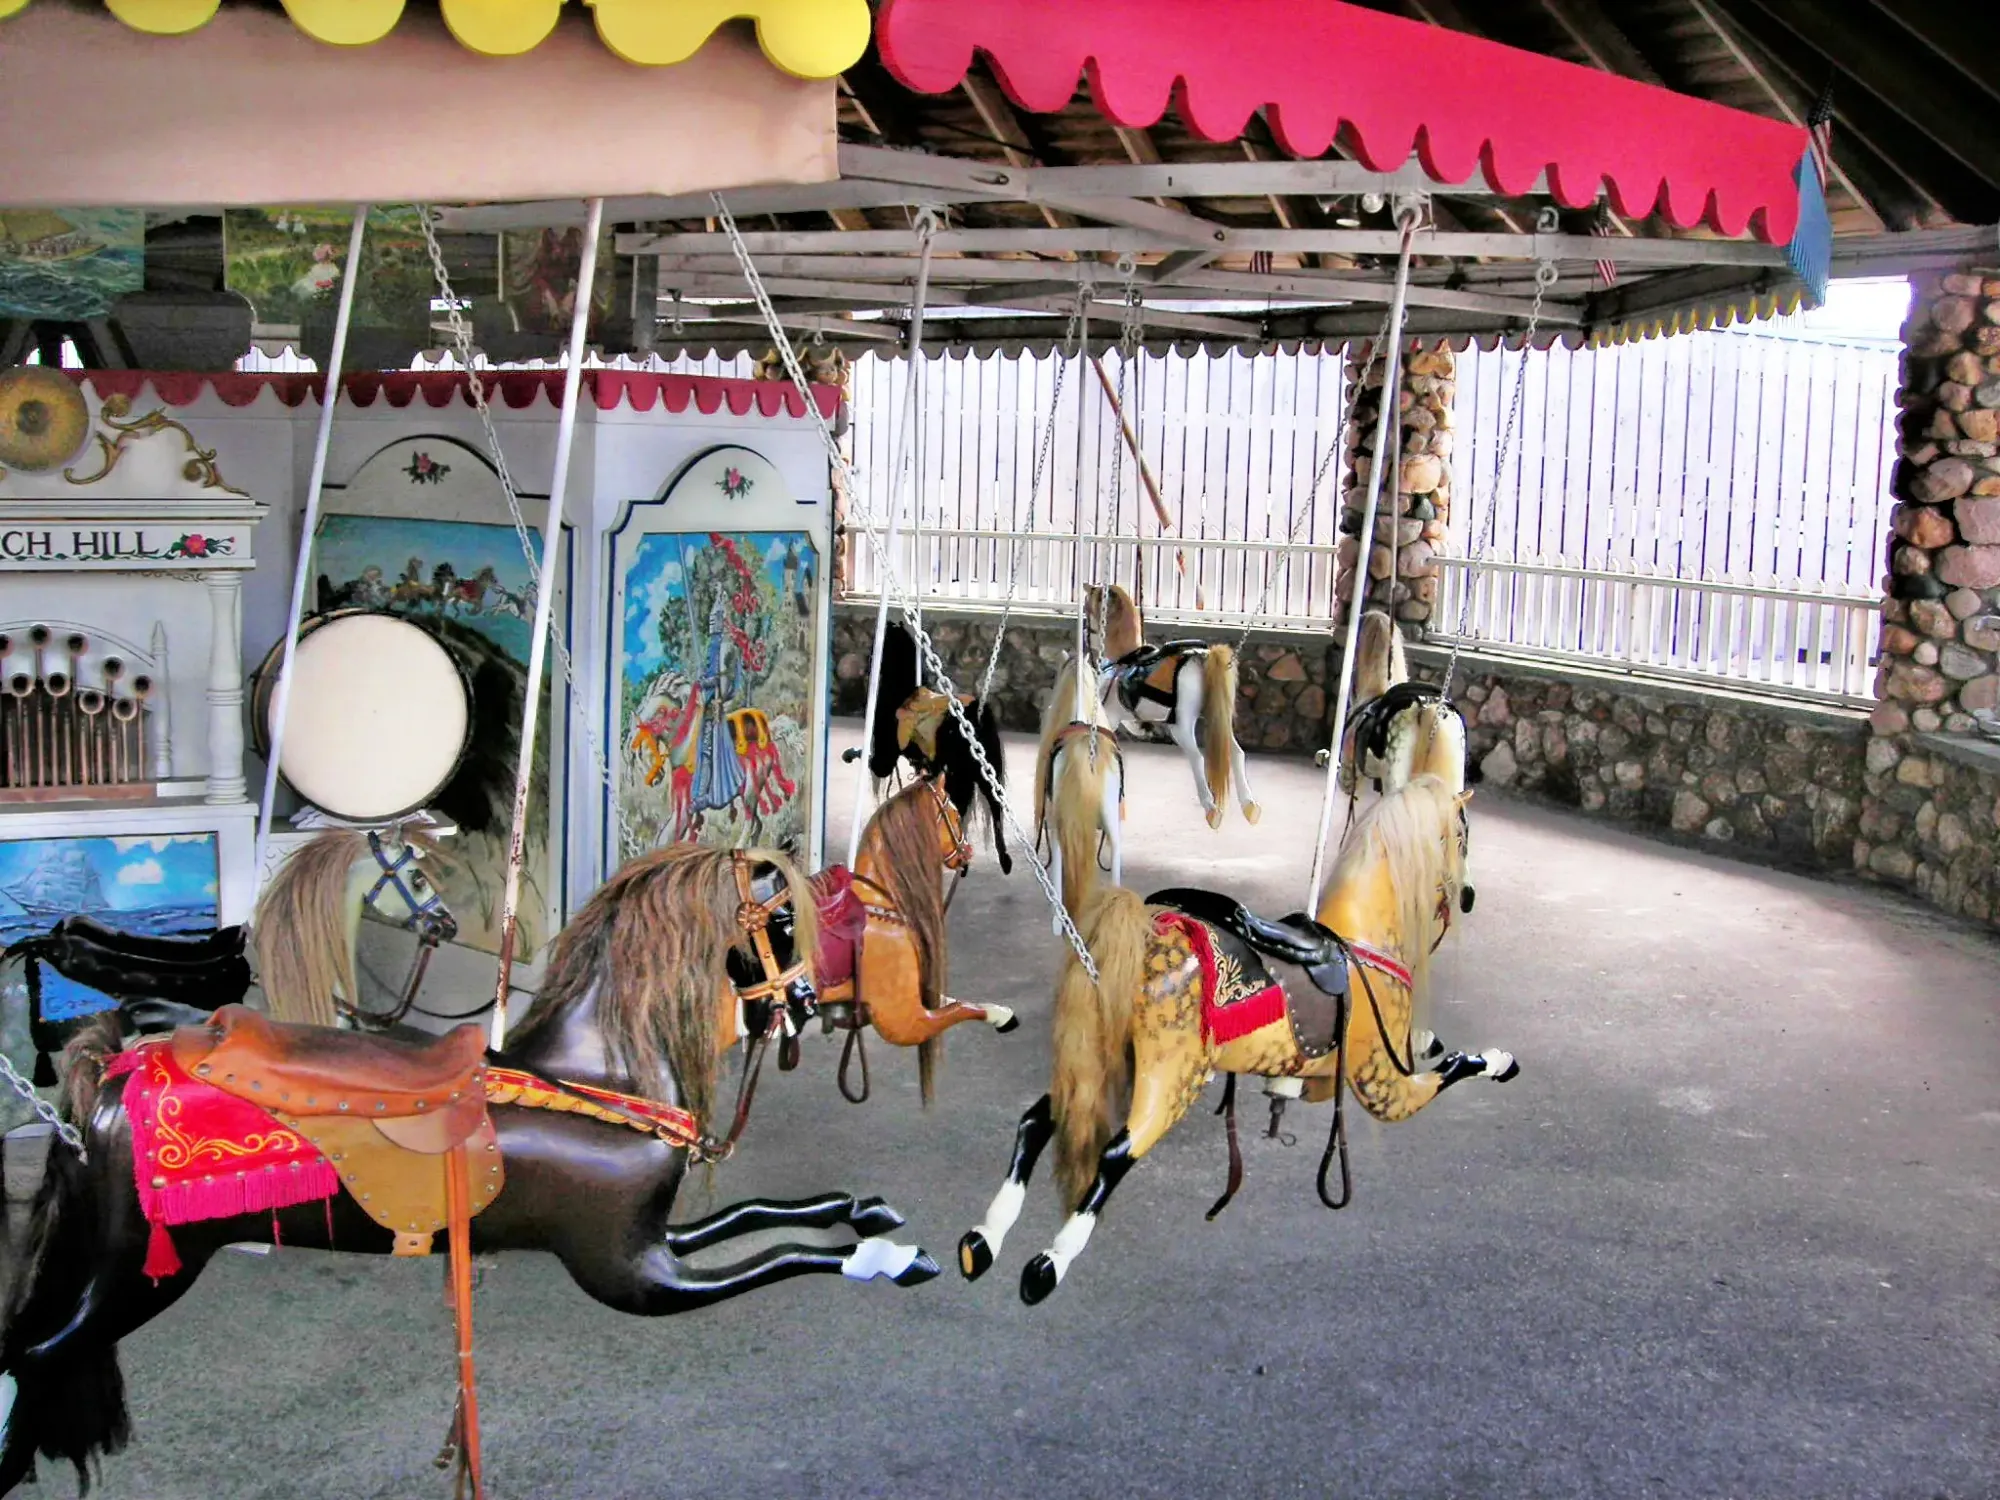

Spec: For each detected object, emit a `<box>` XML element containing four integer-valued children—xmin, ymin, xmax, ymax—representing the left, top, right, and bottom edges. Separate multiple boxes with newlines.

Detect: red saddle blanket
<box><xmin>811</xmin><ymin>865</ymin><xmax>869</xmax><ymax>992</ymax></box>
<box><xmin>1152</xmin><ymin>911</ymin><xmax>1287</xmax><ymax>1044</ymax></box>
<box><xmin>107</xmin><ymin>1040</ymin><xmax>341</xmax><ymax>1280</ymax></box>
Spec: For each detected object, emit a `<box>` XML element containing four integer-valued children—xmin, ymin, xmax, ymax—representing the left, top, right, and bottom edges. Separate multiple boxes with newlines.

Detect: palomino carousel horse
<box><xmin>862</xmin><ymin>623</ymin><xmax>1013</xmax><ymax>875</ymax></box>
<box><xmin>1051</xmin><ymin>584</ymin><xmax>1260</xmax><ymax>830</ymax></box>
<box><xmin>806</xmin><ymin>777</ymin><xmax>1017</xmax><ymax>1108</ymax></box>
<box><xmin>0</xmin><ymin>845</ymin><xmax>935</xmax><ymax>1497</ymax></box>
<box><xmin>960</xmin><ymin>771</ymin><xmax>1515</xmax><ymax>1305</ymax></box>
<box><xmin>4</xmin><ymin>824</ymin><xmax>457</xmax><ymax>1079</ymax></box>
<box><xmin>1030</xmin><ymin>690</ymin><xmax>1124</xmax><ymax>930</ymax></box>
<box><xmin>1341</xmin><ymin>609</ymin><xmax>1477</xmax><ymax>909</ymax></box>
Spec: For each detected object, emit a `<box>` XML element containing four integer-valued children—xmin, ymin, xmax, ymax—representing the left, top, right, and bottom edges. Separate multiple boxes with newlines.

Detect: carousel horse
<box><xmin>864</xmin><ymin>623</ymin><xmax>1013</xmax><ymax>875</ymax></box>
<box><xmin>1053</xmin><ymin>584</ymin><xmax>1260</xmax><ymax>830</ymax></box>
<box><xmin>1341</xmin><ymin>610</ymin><xmax>1477</xmax><ymax>911</ymax></box>
<box><xmin>808</xmin><ymin>777</ymin><xmax>1018</xmax><ymax>1108</ymax></box>
<box><xmin>0</xmin><ymin>845</ymin><xmax>936</xmax><ymax>1497</ymax></box>
<box><xmin>959</xmin><ymin>773</ymin><xmax>1514</xmax><ymax>1305</ymax></box>
<box><xmin>1030</xmin><ymin>689</ymin><xmax>1124</xmax><ymax>930</ymax></box>
<box><xmin>4</xmin><ymin>825</ymin><xmax>457</xmax><ymax>1076</ymax></box>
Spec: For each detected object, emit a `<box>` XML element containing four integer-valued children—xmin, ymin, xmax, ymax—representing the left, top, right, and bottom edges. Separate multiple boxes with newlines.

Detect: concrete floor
<box><xmin>37</xmin><ymin>725</ymin><xmax>2000</xmax><ymax>1499</ymax></box>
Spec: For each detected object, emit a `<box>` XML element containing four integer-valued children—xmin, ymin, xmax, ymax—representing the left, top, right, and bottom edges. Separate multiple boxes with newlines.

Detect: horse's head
<box><xmin>361</xmin><ymin>828</ymin><xmax>458</xmax><ymax>947</ymax></box>
<box><xmin>727</xmin><ymin>852</ymin><xmax>818</xmax><ymax>1039</ymax></box>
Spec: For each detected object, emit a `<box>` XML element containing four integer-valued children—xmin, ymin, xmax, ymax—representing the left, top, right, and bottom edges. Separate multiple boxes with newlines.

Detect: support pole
<box><xmin>253</xmin><ymin>204</ymin><xmax>368</xmax><ymax>888</ymax></box>
<box><xmin>491</xmin><ymin>196</ymin><xmax>605</xmax><ymax>1046</ymax></box>
<box><xmin>845</xmin><ymin>220</ymin><xmax>935</xmax><ymax>868</ymax></box>
<box><xmin>1306</xmin><ymin>212</ymin><xmax>1419</xmax><ymax>914</ymax></box>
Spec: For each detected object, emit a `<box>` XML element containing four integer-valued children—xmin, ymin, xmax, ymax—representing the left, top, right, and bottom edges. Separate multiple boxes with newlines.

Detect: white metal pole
<box><xmin>491</xmin><ymin>197</ymin><xmax>604</xmax><ymax>1046</ymax></box>
<box><xmin>845</xmin><ymin>226</ymin><xmax>935</xmax><ymax>867</ymax></box>
<box><xmin>253</xmin><ymin>204</ymin><xmax>369</xmax><ymax>889</ymax></box>
<box><xmin>1306</xmin><ymin>214</ymin><xmax>1419</xmax><ymax>914</ymax></box>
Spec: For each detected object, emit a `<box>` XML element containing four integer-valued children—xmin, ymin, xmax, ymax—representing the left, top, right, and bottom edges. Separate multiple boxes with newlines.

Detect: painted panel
<box><xmin>0</xmin><ymin>832</ymin><xmax>219</xmax><ymax>1019</ymax></box>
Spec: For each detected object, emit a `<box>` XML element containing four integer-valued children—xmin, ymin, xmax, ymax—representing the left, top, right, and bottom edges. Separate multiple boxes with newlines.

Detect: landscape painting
<box><xmin>617</xmin><ymin>530</ymin><xmax>818</xmax><ymax>862</ymax></box>
<box><xmin>223</xmin><ymin>205</ymin><xmax>434</xmax><ymax>329</ymax></box>
<box><xmin>0</xmin><ymin>833</ymin><xmax>218</xmax><ymax>1020</ymax></box>
<box><xmin>311</xmin><ymin>511</ymin><xmax>557</xmax><ymax>959</ymax></box>
<box><xmin>0</xmin><ymin>208</ymin><xmax>144</xmax><ymax>320</ymax></box>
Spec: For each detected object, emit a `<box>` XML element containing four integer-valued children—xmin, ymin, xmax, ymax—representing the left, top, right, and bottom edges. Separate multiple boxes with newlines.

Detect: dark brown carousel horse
<box><xmin>862</xmin><ymin>622</ymin><xmax>1013</xmax><ymax>874</ymax></box>
<box><xmin>0</xmin><ymin>845</ymin><xmax>937</xmax><ymax>1498</ymax></box>
<box><xmin>806</xmin><ymin>777</ymin><xmax>1017</xmax><ymax>1109</ymax></box>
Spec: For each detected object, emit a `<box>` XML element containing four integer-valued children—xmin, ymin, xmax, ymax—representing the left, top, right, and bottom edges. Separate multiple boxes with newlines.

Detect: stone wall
<box><xmin>1333</xmin><ymin>342</ymin><xmax>1452</xmax><ymax>636</ymax></box>
<box><xmin>830</xmin><ymin>604</ymin><xmax>1873</xmax><ymax>876</ymax></box>
<box><xmin>1857</xmin><ymin>263</ymin><xmax>2000</xmax><ymax>926</ymax></box>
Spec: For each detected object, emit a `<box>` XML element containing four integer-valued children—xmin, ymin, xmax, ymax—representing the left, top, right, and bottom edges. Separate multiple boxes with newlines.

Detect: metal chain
<box><xmin>1236</xmin><ymin>313</ymin><xmax>1394</xmax><ymax>652</ymax></box>
<box><xmin>0</xmin><ymin>1049</ymin><xmax>84</xmax><ymax>1157</ymax></box>
<box><xmin>710</xmin><ymin>193</ymin><xmax>1100</xmax><ymax>983</ymax></box>
<box><xmin>1441</xmin><ymin>253</ymin><xmax>1556</xmax><ymax>698</ymax></box>
<box><xmin>975</xmin><ymin>297</ymin><xmax>1083</xmax><ymax>708</ymax></box>
<box><xmin>416</xmin><ymin>209</ymin><xmax>640</xmax><ymax>861</ymax></box>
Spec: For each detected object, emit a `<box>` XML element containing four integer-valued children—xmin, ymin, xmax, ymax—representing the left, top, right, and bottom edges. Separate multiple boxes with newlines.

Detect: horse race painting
<box><xmin>616</xmin><ymin>529</ymin><xmax>818</xmax><ymax>862</ymax></box>
<box><xmin>309</xmin><ymin>510</ymin><xmax>560</xmax><ymax>959</ymax></box>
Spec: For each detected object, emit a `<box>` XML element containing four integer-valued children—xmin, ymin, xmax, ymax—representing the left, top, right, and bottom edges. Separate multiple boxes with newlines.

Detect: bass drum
<box><xmin>250</xmin><ymin>610</ymin><xmax>472</xmax><ymax>824</ymax></box>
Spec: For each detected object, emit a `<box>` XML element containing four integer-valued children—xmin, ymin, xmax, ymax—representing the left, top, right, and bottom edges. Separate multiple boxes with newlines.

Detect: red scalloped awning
<box><xmin>65</xmin><ymin>370</ymin><xmax>843</xmax><ymax>420</ymax></box>
<box><xmin>876</xmin><ymin>0</ymin><xmax>1811</xmax><ymax>244</ymax></box>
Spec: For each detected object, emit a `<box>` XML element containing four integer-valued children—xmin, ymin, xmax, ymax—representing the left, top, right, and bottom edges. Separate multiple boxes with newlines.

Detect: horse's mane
<box><xmin>861</xmin><ymin>782</ymin><xmax>949</xmax><ymax>1101</ymax></box>
<box><xmin>868</xmin><ymin>623</ymin><xmax>922</xmax><ymax>782</ymax></box>
<box><xmin>252</xmin><ymin>827</ymin><xmax>441</xmax><ymax>1027</ymax></box>
<box><xmin>1325</xmin><ymin>775</ymin><xmax>1464</xmax><ymax>1024</ymax></box>
<box><xmin>1033</xmin><ymin>656</ymin><xmax>1110</xmax><ymax>847</ymax></box>
<box><xmin>511</xmin><ymin>844</ymin><xmax>817</xmax><ymax>1131</ymax></box>
<box><xmin>1356</xmin><ymin>610</ymin><xmax>1407</xmax><ymax>700</ymax></box>
<box><xmin>1084</xmin><ymin>583</ymin><xmax>1144</xmax><ymax>659</ymax></box>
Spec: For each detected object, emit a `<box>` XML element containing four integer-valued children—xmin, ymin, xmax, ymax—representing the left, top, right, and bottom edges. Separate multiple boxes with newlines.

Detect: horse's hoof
<box><xmin>989</xmin><ymin>1007</ymin><xmax>1020</xmax><ymax>1035</ymax></box>
<box><xmin>1488</xmin><ymin>1052</ymin><xmax>1520</xmax><ymax>1083</ymax></box>
<box><xmin>959</xmin><ymin>1231</ymin><xmax>994</xmax><ymax>1281</ymax></box>
<box><xmin>1020</xmin><ymin>1252</ymin><xmax>1060</xmax><ymax>1305</ymax></box>
<box><xmin>849</xmin><ymin>1197</ymin><xmax>906</xmax><ymax>1237</ymax></box>
<box><xmin>895</xmin><ymin>1250</ymin><xmax>942</xmax><ymax>1287</ymax></box>
<box><xmin>1461</xmin><ymin>886</ymin><xmax>1476</xmax><ymax>914</ymax></box>
<box><xmin>1206</xmin><ymin>807</ymin><xmax>1225</xmax><ymax>831</ymax></box>
<box><xmin>1243</xmin><ymin>802</ymin><xmax>1262</xmax><ymax>825</ymax></box>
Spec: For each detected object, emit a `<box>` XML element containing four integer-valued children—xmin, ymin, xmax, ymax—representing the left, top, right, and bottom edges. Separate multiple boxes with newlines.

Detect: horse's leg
<box><xmin>860</xmin><ymin>920</ymin><xmax>1016</xmax><ymax>1041</ymax></box>
<box><xmin>959</xmin><ymin>1095</ymin><xmax>1055</xmax><ymax>1280</ymax></box>
<box><xmin>661</xmin><ymin>1191</ymin><xmax>910</xmax><ymax>1253</ymax></box>
<box><xmin>1227</xmin><ymin>729</ymin><xmax>1261</xmax><ymax>823</ymax></box>
<box><xmin>1165</xmin><ymin>693</ymin><xmax>1219</xmax><ymax>827</ymax></box>
<box><xmin>1343</xmin><ymin>987</ymin><xmax>1518</xmax><ymax>1122</ymax></box>
<box><xmin>562</xmin><ymin>1227</ymin><xmax>939</xmax><ymax>1316</ymax></box>
<box><xmin>1020</xmin><ymin>981</ymin><xmax>1208</xmax><ymax>1305</ymax></box>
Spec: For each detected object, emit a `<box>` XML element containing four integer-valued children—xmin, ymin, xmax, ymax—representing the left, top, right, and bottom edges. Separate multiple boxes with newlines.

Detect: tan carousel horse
<box><xmin>1048</xmin><ymin>583</ymin><xmax>1260</xmax><ymax>829</ymax></box>
<box><xmin>1030</xmin><ymin>681</ymin><xmax>1124</xmax><ymax>929</ymax></box>
<box><xmin>802</xmin><ymin>777</ymin><xmax>1018</xmax><ymax>1110</ymax></box>
<box><xmin>961</xmin><ymin>728</ymin><xmax>1514</xmax><ymax>1304</ymax></box>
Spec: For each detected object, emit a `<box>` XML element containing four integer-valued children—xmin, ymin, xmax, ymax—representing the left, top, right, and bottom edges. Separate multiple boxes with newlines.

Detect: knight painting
<box><xmin>619</xmin><ymin>531</ymin><xmax>817</xmax><ymax>861</ymax></box>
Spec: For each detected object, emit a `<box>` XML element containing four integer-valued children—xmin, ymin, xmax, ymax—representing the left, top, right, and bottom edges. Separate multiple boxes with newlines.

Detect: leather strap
<box><xmin>1205</xmin><ymin>1072</ymin><xmax>1243</xmax><ymax>1221</ymax></box>
<box><xmin>445</xmin><ymin>1144</ymin><xmax>483</xmax><ymax>1500</ymax></box>
<box><xmin>837</xmin><ymin>1015</ymin><xmax>871</xmax><ymax>1104</ymax></box>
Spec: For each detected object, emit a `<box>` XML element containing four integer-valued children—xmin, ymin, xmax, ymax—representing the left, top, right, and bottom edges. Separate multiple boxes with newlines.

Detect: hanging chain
<box><xmin>416</xmin><ymin>209</ymin><xmax>640</xmax><ymax>861</ymax></box>
<box><xmin>1441</xmin><ymin>248</ymin><xmax>1557</xmax><ymax>699</ymax></box>
<box><xmin>0</xmin><ymin>1049</ymin><xmax>85</xmax><ymax>1158</ymax></box>
<box><xmin>711</xmin><ymin>193</ymin><xmax>1100</xmax><ymax>983</ymax></box>
<box><xmin>1236</xmin><ymin>311</ymin><xmax>1395</xmax><ymax>652</ymax></box>
<box><xmin>977</xmin><ymin>290</ymin><xmax>1085</xmax><ymax>710</ymax></box>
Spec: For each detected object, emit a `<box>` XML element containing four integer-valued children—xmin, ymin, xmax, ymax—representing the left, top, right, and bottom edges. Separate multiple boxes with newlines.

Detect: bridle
<box><xmin>363</xmin><ymin>830</ymin><xmax>452</xmax><ymax>937</ymax></box>
<box><xmin>925</xmin><ymin>776</ymin><xmax>973</xmax><ymax>911</ymax></box>
<box><xmin>728</xmin><ymin>852</ymin><xmax>812</xmax><ymax>1006</ymax></box>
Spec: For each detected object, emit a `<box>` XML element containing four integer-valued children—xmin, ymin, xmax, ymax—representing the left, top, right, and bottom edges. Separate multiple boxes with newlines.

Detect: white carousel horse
<box><xmin>1052</xmin><ymin>584</ymin><xmax>1261</xmax><ymax>830</ymax></box>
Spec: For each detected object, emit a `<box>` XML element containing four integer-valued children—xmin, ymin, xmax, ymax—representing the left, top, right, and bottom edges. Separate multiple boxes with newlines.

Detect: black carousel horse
<box><xmin>0</xmin><ymin>846</ymin><xmax>936</xmax><ymax>1496</ymax></box>
<box><xmin>863</xmin><ymin>622</ymin><xmax>1012</xmax><ymax>874</ymax></box>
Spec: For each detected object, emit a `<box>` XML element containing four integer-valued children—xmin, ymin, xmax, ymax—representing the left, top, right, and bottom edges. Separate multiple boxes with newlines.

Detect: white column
<box><xmin>203</xmin><ymin>571</ymin><xmax>246</xmax><ymax>804</ymax></box>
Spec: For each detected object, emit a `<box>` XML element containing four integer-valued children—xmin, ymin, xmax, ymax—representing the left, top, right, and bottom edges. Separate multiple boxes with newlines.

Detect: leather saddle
<box><xmin>1109</xmin><ymin>640</ymin><xmax>1208</xmax><ymax>718</ymax></box>
<box><xmin>1148</xmin><ymin>887</ymin><xmax>1350</xmax><ymax>999</ymax></box>
<box><xmin>172</xmin><ymin>1005</ymin><xmax>503</xmax><ymax>1253</ymax></box>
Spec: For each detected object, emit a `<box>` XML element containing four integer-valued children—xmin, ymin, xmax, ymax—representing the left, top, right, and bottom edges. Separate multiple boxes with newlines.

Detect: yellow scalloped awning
<box><xmin>0</xmin><ymin>0</ymin><xmax>870</xmax><ymax>76</ymax></box>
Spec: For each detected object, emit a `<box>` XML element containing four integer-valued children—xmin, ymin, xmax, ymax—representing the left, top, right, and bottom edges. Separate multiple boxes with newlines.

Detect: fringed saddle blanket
<box><xmin>1152</xmin><ymin>912</ymin><xmax>1287</xmax><ymax>1045</ymax></box>
<box><xmin>810</xmin><ymin>865</ymin><xmax>869</xmax><ymax>992</ymax></box>
<box><xmin>108</xmin><ymin>1041</ymin><xmax>704</xmax><ymax>1280</ymax></box>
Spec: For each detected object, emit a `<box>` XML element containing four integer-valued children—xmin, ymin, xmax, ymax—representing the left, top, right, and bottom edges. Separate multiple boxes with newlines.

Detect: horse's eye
<box><xmin>410</xmin><ymin>872</ymin><xmax>428</xmax><ymax>891</ymax></box>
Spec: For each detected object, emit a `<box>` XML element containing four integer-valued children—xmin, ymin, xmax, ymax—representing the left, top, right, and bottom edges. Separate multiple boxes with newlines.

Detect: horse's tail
<box><xmin>1051</xmin><ymin>734</ymin><xmax>1110</xmax><ymax>916</ymax></box>
<box><xmin>0</xmin><ymin>1091</ymin><xmax>133</xmax><ymax>1492</ymax></box>
<box><xmin>1201</xmin><ymin>645</ymin><xmax>1238</xmax><ymax>819</ymax></box>
<box><xmin>968</xmin><ymin>699</ymin><xmax>1013</xmax><ymax>875</ymax></box>
<box><xmin>1356</xmin><ymin>610</ymin><xmax>1403</xmax><ymax>701</ymax></box>
<box><xmin>868</xmin><ymin>624</ymin><xmax>921</xmax><ymax>782</ymax></box>
<box><xmin>1053</xmin><ymin>886</ymin><xmax>1147</xmax><ymax>1208</ymax></box>
<box><xmin>57</xmin><ymin>1013</ymin><xmax>122</xmax><ymax>1128</ymax></box>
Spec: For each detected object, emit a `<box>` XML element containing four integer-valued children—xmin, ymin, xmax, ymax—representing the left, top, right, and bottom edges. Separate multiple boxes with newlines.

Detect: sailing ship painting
<box><xmin>0</xmin><ymin>833</ymin><xmax>219</xmax><ymax>1020</ymax></box>
<box><xmin>0</xmin><ymin>208</ymin><xmax>145</xmax><ymax>320</ymax></box>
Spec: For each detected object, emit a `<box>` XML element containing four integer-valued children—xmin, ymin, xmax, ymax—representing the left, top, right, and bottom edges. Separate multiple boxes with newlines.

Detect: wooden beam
<box><xmin>959</xmin><ymin>68</ymin><xmax>1070</xmax><ymax>232</ymax></box>
<box><xmin>1537</xmin><ymin>0</ymin><xmax>1665</xmax><ymax>86</ymax></box>
<box><xmin>1859</xmin><ymin>0</ymin><xmax>2000</xmax><ymax>106</ymax></box>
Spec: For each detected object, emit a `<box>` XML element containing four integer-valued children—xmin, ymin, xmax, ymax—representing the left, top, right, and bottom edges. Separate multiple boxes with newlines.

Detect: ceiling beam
<box><xmin>1858</xmin><ymin>0</ymin><xmax>2000</xmax><ymax>106</ymax></box>
<box><xmin>622</xmin><ymin>226</ymin><xmax>1790</xmax><ymax>267</ymax></box>
<box><xmin>958</xmin><ymin>68</ymin><xmax>1071</xmax><ymax>233</ymax></box>
<box><xmin>1536</xmin><ymin>0</ymin><xmax>1665</xmax><ymax>86</ymax></box>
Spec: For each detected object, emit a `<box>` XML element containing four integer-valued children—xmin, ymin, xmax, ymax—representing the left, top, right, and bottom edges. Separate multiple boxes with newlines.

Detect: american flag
<box><xmin>1592</xmin><ymin>203</ymin><xmax>1618</xmax><ymax>289</ymax></box>
<box><xmin>1807</xmin><ymin>77</ymin><xmax>1835</xmax><ymax>192</ymax></box>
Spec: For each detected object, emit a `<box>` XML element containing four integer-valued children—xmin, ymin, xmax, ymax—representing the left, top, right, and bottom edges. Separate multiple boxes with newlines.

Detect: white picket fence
<box><xmin>846</xmin><ymin>526</ymin><xmax>1881</xmax><ymax>706</ymax></box>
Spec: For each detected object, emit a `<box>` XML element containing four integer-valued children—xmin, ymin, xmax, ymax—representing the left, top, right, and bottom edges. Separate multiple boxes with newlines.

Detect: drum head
<box><xmin>258</xmin><ymin>613</ymin><xmax>472</xmax><ymax>823</ymax></box>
